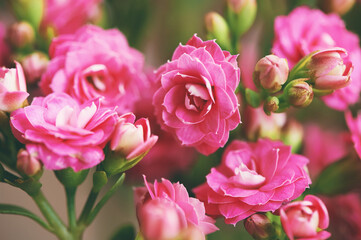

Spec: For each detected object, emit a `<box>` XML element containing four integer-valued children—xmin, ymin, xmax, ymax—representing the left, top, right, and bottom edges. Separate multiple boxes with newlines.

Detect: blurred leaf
<box><xmin>110</xmin><ymin>224</ymin><xmax>136</xmax><ymax>240</ymax></box>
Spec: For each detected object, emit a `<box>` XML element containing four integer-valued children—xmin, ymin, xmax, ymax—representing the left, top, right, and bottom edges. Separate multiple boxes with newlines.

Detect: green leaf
<box><xmin>245</xmin><ymin>88</ymin><xmax>262</xmax><ymax>108</ymax></box>
<box><xmin>110</xmin><ymin>224</ymin><xmax>136</xmax><ymax>240</ymax></box>
<box><xmin>0</xmin><ymin>204</ymin><xmax>52</xmax><ymax>231</ymax></box>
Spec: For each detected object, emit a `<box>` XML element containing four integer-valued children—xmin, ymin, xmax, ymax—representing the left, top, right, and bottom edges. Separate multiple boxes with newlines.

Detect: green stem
<box><xmin>85</xmin><ymin>173</ymin><xmax>125</xmax><ymax>226</ymax></box>
<box><xmin>32</xmin><ymin>191</ymin><xmax>70</xmax><ymax>240</ymax></box>
<box><xmin>78</xmin><ymin>190</ymin><xmax>99</xmax><ymax>223</ymax></box>
<box><xmin>66</xmin><ymin>187</ymin><xmax>77</xmax><ymax>231</ymax></box>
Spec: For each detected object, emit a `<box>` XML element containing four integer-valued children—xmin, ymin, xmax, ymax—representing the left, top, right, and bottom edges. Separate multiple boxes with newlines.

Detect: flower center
<box><xmin>184</xmin><ymin>83</ymin><xmax>211</xmax><ymax>112</ymax></box>
<box><xmin>83</xmin><ymin>64</ymin><xmax>112</xmax><ymax>92</ymax></box>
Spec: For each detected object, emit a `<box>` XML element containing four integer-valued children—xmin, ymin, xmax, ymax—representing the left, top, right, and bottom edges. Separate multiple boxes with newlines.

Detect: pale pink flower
<box><xmin>322</xmin><ymin>193</ymin><xmax>361</xmax><ymax>240</ymax></box>
<box><xmin>110</xmin><ymin>113</ymin><xmax>158</xmax><ymax>160</ymax></box>
<box><xmin>153</xmin><ymin>35</ymin><xmax>241</xmax><ymax>155</ymax></box>
<box><xmin>40</xmin><ymin>25</ymin><xmax>148</xmax><ymax>114</ymax></box>
<box><xmin>345</xmin><ymin>110</ymin><xmax>361</xmax><ymax>159</ymax></box>
<box><xmin>280</xmin><ymin>195</ymin><xmax>331</xmax><ymax>240</ymax></box>
<box><xmin>0</xmin><ymin>62</ymin><xmax>29</xmax><ymax>112</ymax></box>
<box><xmin>10</xmin><ymin>92</ymin><xmax>117</xmax><ymax>171</ymax></box>
<box><xmin>193</xmin><ymin>139</ymin><xmax>311</xmax><ymax>225</ymax></box>
<box><xmin>134</xmin><ymin>176</ymin><xmax>218</xmax><ymax>239</ymax></box>
<box><xmin>303</xmin><ymin>124</ymin><xmax>349</xmax><ymax>179</ymax></box>
<box><xmin>21</xmin><ymin>52</ymin><xmax>49</xmax><ymax>85</ymax></box>
<box><xmin>41</xmin><ymin>0</ymin><xmax>102</xmax><ymax>35</ymax></box>
<box><xmin>272</xmin><ymin>6</ymin><xmax>361</xmax><ymax>110</ymax></box>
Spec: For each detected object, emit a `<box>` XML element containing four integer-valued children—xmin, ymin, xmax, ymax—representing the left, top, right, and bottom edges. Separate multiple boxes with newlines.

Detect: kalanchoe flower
<box><xmin>253</xmin><ymin>55</ymin><xmax>289</xmax><ymax>93</ymax></box>
<box><xmin>41</xmin><ymin>0</ymin><xmax>102</xmax><ymax>35</ymax></box>
<box><xmin>345</xmin><ymin>110</ymin><xmax>361</xmax><ymax>159</ymax></box>
<box><xmin>153</xmin><ymin>35</ymin><xmax>241</xmax><ymax>155</ymax></box>
<box><xmin>0</xmin><ymin>61</ymin><xmax>29</xmax><ymax>112</ymax></box>
<box><xmin>308</xmin><ymin>48</ymin><xmax>353</xmax><ymax>91</ymax></box>
<box><xmin>194</xmin><ymin>139</ymin><xmax>311</xmax><ymax>225</ymax></box>
<box><xmin>134</xmin><ymin>176</ymin><xmax>218</xmax><ymax>240</ymax></box>
<box><xmin>110</xmin><ymin>113</ymin><xmax>158</xmax><ymax>161</ymax></box>
<box><xmin>280</xmin><ymin>195</ymin><xmax>331</xmax><ymax>240</ymax></box>
<box><xmin>17</xmin><ymin>147</ymin><xmax>42</xmax><ymax>176</ymax></box>
<box><xmin>272</xmin><ymin>6</ymin><xmax>361</xmax><ymax>110</ymax></box>
<box><xmin>40</xmin><ymin>25</ymin><xmax>148</xmax><ymax>114</ymax></box>
<box><xmin>10</xmin><ymin>92</ymin><xmax>117</xmax><ymax>171</ymax></box>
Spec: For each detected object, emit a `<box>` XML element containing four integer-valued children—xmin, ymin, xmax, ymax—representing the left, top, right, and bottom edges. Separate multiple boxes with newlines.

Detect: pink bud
<box><xmin>280</xmin><ymin>195</ymin><xmax>331</xmax><ymax>240</ymax></box>
<box><xmin>285</xmin><ymin>79</ymin><xmax>314</xmax><ymax>108</ymax></box>
<box><xmin>137</xmin><ymin>198</ymin><xmax>186</xmax><ymax>240</ymax></box>
<box><xmin>0</xmin><ymin>61</ymin><xmax>29</xmax><ymax>112</ymax></box>
<box><xmin>21</xmin><ymin>52</ymin><xmax>49</xmax><ymax>85</ymax></box>
<box><xmin>7</xmin><ymin>21</ymin><xmax>35</xmax><ymax>48</ymax></box>
<box><xmin>227</xmin><ymin>0</ymin><xmax>256</xmax><ymax>13</ymax></box>
<box><xmin>318</xmin><ymin>0</ymin><xmax>355</xmax><ymax>15</ymax></box>
<box><xmin>244</xmin><ymin>214</ymin><xmax>274</xmax><ymax>240</ymax></box>
<box><xmin>110</xmin><ymin>113</ymin><xmax>158</xmax><ymax>160</ymax></box>
<box><xmin>17</xmin><ymin>148</ymin><xmax>42</xmax><ymax>176</ymax></box>
<box><xmin>254</xmin><ymin>55</ymin><xmax>289</xmax><ymax>93</ymax></box>
<box><xmin>309</xmin><ymin>48</ymin><xmax>352</xmax><ymax>90</ymax></box>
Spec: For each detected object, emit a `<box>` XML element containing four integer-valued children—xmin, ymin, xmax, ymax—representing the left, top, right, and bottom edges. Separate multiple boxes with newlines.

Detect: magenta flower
<box><xmin>134</xmin><ymin>176</ymin><xmax>218</xmax><ymax>239</ymax></box>
<box><xmin>153</xmin><ymin>35</ymin><xmax>241</xmax><ymax>155</ymax></box>
<box><xmin>303</xmin><ymin>124</ymin><xmax>349</xmax><ymax>179</ymax></box>
<box><xmin>345</xmin><ymin>111</ymin><xmax>361</xmax><ymax>159</ymax></box>
<box><xmin>280</xmin><ymin>195</ymin><xmax>331</xmax><ymax>240</ymax></box>
<box><xmin>272</xmin><ymin>6</ymin><xmax>361</xmax><ymax>110</ymax></box>
<box><xmin>0</xmin><ymin>62</ymin><xmax>29</xmax><ymax>112</ymax></box>
<box><xmin>110</xmin><ymin>113</ymin><xmax>158</xmax><ymax>160</ymax></box>
<box><xmin>40</xmin><ymin>25</ymin><xmax>148</xmax><ymax>114</ymax></box>
<box><xmin>193</xmin><ymin>139</ymin><xmax>311</xmax><ymax>225</ymax></box>
<box><xmin>10</xmin><ymin>92</ymin><xmax>117</xmax><ymax>171</ymax></box>
<box><xmin>41</xmin><ymin>0</ymin><xmax>102</xmax><ymax>35</ymax></box>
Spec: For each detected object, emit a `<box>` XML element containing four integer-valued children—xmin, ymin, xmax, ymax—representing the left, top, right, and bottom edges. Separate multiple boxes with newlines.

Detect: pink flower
<box><xmin>345</xmin><ymin>110</ymin><xmax>361</xmax><ymax>159</ymax></box>
<box><xmin>193</xmin><ymin>139</ymin><xmax>311</xmax><ymax>225</ymax></box>
<box><xmin>40</xmin><ymin>25</ymin><xmax>148</xmax><ymax>114</ymax></box>
<box><xmin>303</xmin><ymin>124</ymin><xmax>349</xmax><ymax>179</ymax></box>
<box><xmin>272</xmin><ymin>6</ymin><xmax>361</xmax><ymax>110</ymax></box>
<box><xmin>41</xmin><ymin>0</ymin><xmax>102</xmax><ymax>35</ymax></box>
<box><xmin>322</xmin><ymin>193</ymin><xmax>361</xmax><ymax>240</ymax></box>
<box><xmin>0</xmin><ymin>62</ymin><xmax>29</xmax><ymax>112</ymax></box>
<box><xmin>153</xmin><ymin>35</ymin><xmax>241</xmax><ymax>155</ymax></box>
<box><xmin>134</xmin><ymin>176</ymin><xmax>218</xmax><ymax>239</ymax></box>
<box><xmin>280</xmin><ymin>195</ymin><xmax>331</xmax><ymax>240</ymax></box>
<box><xmin>21</xmin><ymin>52</ymin><xmax>49</xmax><ymax>85</ymax></box>
<box><xmin>110</xmin><ymin>113</ymin><xmax>158</xmax><ymax>160</ymax></box>
<box><xmin>0</xmin><ymin>22</ymin><xmax>10</xmax><ymax>67</ymax></box>
<box><xmin>10</xmin><ymin>92</ymin><xmax>117</xmax><ymax>171</ymax></box>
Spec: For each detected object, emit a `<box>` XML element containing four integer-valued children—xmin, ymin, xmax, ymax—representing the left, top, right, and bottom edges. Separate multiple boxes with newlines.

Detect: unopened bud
<box><xmin>7</xmin><ymin>21</ymin><xmax>35</xmax><ymax>48</ymax></box>
<box><xmin>318</xmin><ymin>0</ymin><xmax>355</xmax><ymax>15</ymax></box>
<box><xmin>244</xmin><ymin>214</ymin><xmax>275</xmax><ymax>240</ymax></box>
<box><xmin>285</xmin><ymin>79</ymin><xmax>313</xmax><ymax>108</ymax></box>
<box><xmin>17</xmin><ymin>148</ymin><xmax>42</xmax><ymax>176</ymax></box>
<box><xmin>263</xmin><ymin>96</ymin><xmax>279</xmax><ymax>115</ymax></box>
<box><xmin>254</xmin><ymin>55</ymin><xmax>289</xmax><ymax>93</ymax></box>
<box><xmin>308</xmin><ymin>48</ymin><xmax>352</xmax><ymax>91</ymax></box>
<box><xmin>226</xmin><ymin>0</ymin><xmax>257</xmax><ymax>37</ymax></box>
<box><xmin>205</xmin><ymin>12</ymin><xmax>231</xmax><ymax>50</ymax></box>
<box><xmin>21</xmin><ymin>52</ymin><xmax>49</xmax><ymax>84</ymax></box>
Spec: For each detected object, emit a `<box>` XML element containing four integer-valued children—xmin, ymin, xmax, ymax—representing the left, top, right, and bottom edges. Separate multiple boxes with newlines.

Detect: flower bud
<box><xmin>17</xmin><ymin>148</ymin><xmax>42</xmax><ymax>176</ymax></box>
<box><xmin>285</xmin><ymin>79</ymin><xmax>313</xmax><ymax>108</ymax></box>
<box><xmin>280</xmin><ymin>195</ymin><xmax>331</xmax><ymax>240</ymax></box>
<box><xmin>226</xmin><ymin>0</ymin><xmax>257</xmax><ymax>37</ymax></box>
<box><xmin>244</xmin><ymin>214</ymin><xmax>275</xmax><ymax>240</ymax></box>
<box><xmin>137</xmin><ymin>198</ymin><xmax>186</xmax><ymax>240</ymax></box>
<box><xmin>318</xmin><ymin>0</ymin><xmax>355</xmax><ymax>15</ymax></box>
<box><xmin>205</xmin><ymin>12</ymin><xmax>231</xmax><ymax>50</ymax></box>
<box><xmin>253</xmin><ymin>55</ymin><xmax>289</xmax><ymax>93</ymax></box>
<box><xmin>21</xmin><ymin>52</ymin><xmax>49</xmax><ymax>85</ymax></box>
<box><xmin>308</xmin><ymin>48</ymin><xmax>352</xmax><ymax>91</ymax></box>
<box><xmin>7</xmin><ymin>21</ymin><xmax>35</xmax><ymax>49</ymax></box>
<box><xmin>263</xmin><ymin>96</ymin><xmax>280</xmax><ymax>115</ymax></box>
<box><xmin>110</xmin><ymin>113</ymin><xmax>158</xmax><ymax>161</ymax></box>
<box><xmin>9</xmin><ymin>0</ymin><xmax>44</xmax><ymax>29</ymax></box>
<box><xmin>0</xmin><ymin>61</ymin><xmax>29</xmax><ymax>112</ymax></box>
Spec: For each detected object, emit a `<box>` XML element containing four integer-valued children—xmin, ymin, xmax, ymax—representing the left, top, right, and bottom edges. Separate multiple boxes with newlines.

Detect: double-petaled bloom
<box><xmin>153</xmin><ymin>35</ymin><xmax>241</xmax><ymax>155</ymax></box>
